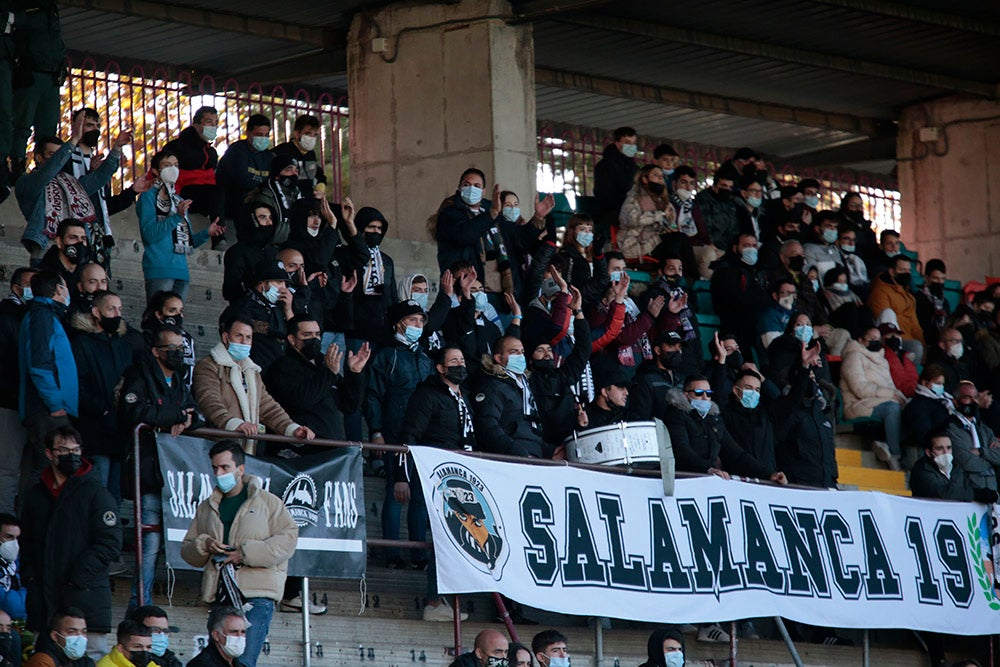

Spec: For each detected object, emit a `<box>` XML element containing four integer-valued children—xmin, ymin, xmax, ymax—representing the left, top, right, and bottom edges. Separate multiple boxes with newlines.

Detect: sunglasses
<box><xmin>688</xmin><ymin>389</ymin><xmax>713</xmax><ymax>398</ymax></box>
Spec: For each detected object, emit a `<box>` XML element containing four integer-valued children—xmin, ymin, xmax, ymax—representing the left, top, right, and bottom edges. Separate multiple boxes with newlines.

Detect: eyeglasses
<box><xmin>52</xmin><ymin>446</ymin><xmax>82</xmax><ymax>456</ymax></box>
<box><xmin>145</xmin><ymin>626</ymin><xmax>170</xmax><ymax>635</ymax></box>
<box><xmin>687</xmin><ymin>389</ymin><xmax>713</xmax><ymax>398</ymax></box>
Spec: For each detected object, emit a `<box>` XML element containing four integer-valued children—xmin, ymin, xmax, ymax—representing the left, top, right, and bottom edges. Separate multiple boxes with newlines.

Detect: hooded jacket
<box><xmin>180</xmin><ymin>475</ymin><xmax>297</xmax><ymax>603</ymax></box>
<box><xmin>772</xmin><ymin>365</ymin><xmax>837</xmax><ymax>488</ymax></box>
<box><xmin>472</xmin><ymin>356</ymin><xmax>550</xmax><ymax>459</ymax></box>
<box><xmin>222</xmin><ymin>206</ymin><xmax>279</xmax><ymax>302</ymax></box>
<box><xmin>840</xmin><ymin>339</ymin><xmax>906</xmax><ymax>420</ymax></box>
<box><xmin>272</xmin><ymin>140</ymin><xmax>327</xmax><ymax>199</ymax></box>
<box><xmin>638</xmin><ymin>627</ymin><xmax>685</xmax><ymax>667</ymax></box>
<box><xmin>19</xmin><ymin>297</ymin><xmax>77</xmax><ymax>420</ymax></box>
<box><xmin>21</xmin><ymin>460</ymin><xmax>121</xmax><ymax>633</ymax></box>
<box><xmin>340</xmin><ymin>219</ymin><xmax>397</xmax><ymax>344</ymax></box>
<box><xmin>593</xmin><ymin>142</ymin><xmax>637</xmax><ymax>221</ymax></box>
<box><xmin>163</xmin><ymin>126</ymin><xmax>218</xmax><ymax>189</ymax></box>
<box><xmin>434</xmin><ymin>192</ymin><xmax>499</xmax><ymax>282</ymax></box>
<box><xmin>249</xmin><ymin>178</ymin><xmax>301</xmax><ymax>246</ymax></box>
<box><xmin>192</xmin><ymin>343</ymin><xmax>301</xmax><ymax>455</ymax></box>
<box><xmin>363</xmin><ymin>337</ymin><xmax>435</xmax><ymax>443</ymax></box>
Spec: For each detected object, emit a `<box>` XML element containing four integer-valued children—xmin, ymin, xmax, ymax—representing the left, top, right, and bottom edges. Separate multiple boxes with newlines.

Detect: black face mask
<box><xmin>278</xmin><ymin>175</ymin><xmax>298</xmax><ymax>190</ymax></box>
<box><xmin>928</xmin><ymin>282</ymin><xmax>945</xmax><ymax>297</ymax></box>
<box><xmin>62</xmin><ymin>242</ymin><xmax>88</xmax><ymax>265</ymax></box>
<box><xmin>444</xmin><ymin>365</ymin><xmax>468</xmax><ymax>385</ymax></box>
<box><xmin>99</xmin><ymin>315</ymin><xmax>121</xmax><ymax>334</ymax></box>
<box><xmin>0</xmin><ymin>632</ymin><xmax>11</xmax><ymax>658</ymax></box>
<box><xmin>162</xmin><ymin>348</ymin><xmax>186</xmax><ymax>371</ymax></box>
<box><xmin>788</xmin><ymin>255</ymin><xmax>806</xmax><ymax>272</ymax></box>
<box><xmin>161</xmin><ymin>314</ymin><xmax>183</xmax><ymax>328</ymax></box>
<box><xmin>81</xmin><ymin>129</ymin><xmax>100</xmax><ymax>148</ymax></box>
<box><xmin>364</xmin><ymin>232</ymin><xmax>383</xmax><ymax>248</ymax></box>
<box><xmin>845</xmin><ymin>210</ymin><xmax>864</xmax><ymax>223</ymax></box>
<box><xmin>885</xmin><ymin>336</ymin><xmax>901</xmax><ymax>351</ymax></box>
<box><xmin>55</xmin><ymin>452</ymin><xmax>82</xmax><ymax>476</ymax></box>
<box><xmin>866</xmin><ymin>340</ymin><xmax>883</xmax><ymax>353</ymax></box>
<box><xmin>659</xmin><ymin>350</ymin><xmax>681</xmax><ymax>369</ymax></box>
<box><xmin>250</xmin><ymin>224</ymin><xmax>276</xmax><ymax>247</ymax></box>
<box><xmin>894</xmin><ymin>273</ymin><xmax>912</xmax><ymax>288</ymax></box>
<box><xmin>129</xmin><ymin>651</ymin><xmax>152</xmax><ymax>667</ymax></box>
<box><xmin>725</xmin><ymin>350</ymin><xmax>744</xmax><ymax>370</ymax></box>
<box><xmin>300</xmin><ymin>338</ymin><xmax>322</xmax><ymax>361</ymax></box>
<box><xmin>532</xmin><ymin>358</ymin><xmax>555</xmax><ymax>371</ymax></box>
<box><xmin>646</xmin><ymin>182</ymin><xmax>665</xmax><ymax>196</ymax></box>
<box><xmin>958</xmin><ymin>402</ymin><xmax>979</xmax><ymax>419</ymax></box>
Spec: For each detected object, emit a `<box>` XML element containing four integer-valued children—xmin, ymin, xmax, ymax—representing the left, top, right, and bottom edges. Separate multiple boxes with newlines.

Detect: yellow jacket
<box><xmin>97</xmin><ymin>648</ymin><xmax>156</xmax><ymax>667</ymax></box>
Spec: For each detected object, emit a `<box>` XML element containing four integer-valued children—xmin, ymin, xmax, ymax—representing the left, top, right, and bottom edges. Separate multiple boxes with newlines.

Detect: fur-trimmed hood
<box><xmin>480</xmin><ymin>353</ymin><xmax>529</xmax><ymax>379</ymax></box>
<box><xmin>69</xmin><ymin>311</ymin><xmax>128</xmax><ymax>336</ymax></box>
<box><xmin>665</xmin><ymin>387</ymin><xmax>720</xmax><ymax>416</ymax></box>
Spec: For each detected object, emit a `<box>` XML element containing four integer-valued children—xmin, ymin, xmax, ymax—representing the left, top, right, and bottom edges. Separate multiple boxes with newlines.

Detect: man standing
<box><xmin>20</xmin><ymin>426</ymin><xmax>121</xmax><ymax>656</ymax></box>
<box><xmin>271</xmin><ymin>115</ymin><xmax>326</xmax><ymax>199</ymax></box>
<box><xmin>23</xmin><ymin>607</ymin><xmax>93</xmax><ymax>667</ymax></box>
<box><xmin>11</xmin><ymin>0</ymin><xmax>65</xmax><ymax>166</ymax></box>
<box><xmin>162</xmin><ymin>106</ymin><xmax>223</xmax><ymax>228</ymax></box>
<box><xmin>181</xmin><ymin>442</ymin><xmax>297</xmax><ymax>667</ymax></box>
<box><xmin>593</xmin><ymin>126</ymin><xmax>638</xmax><ymax>229</ymax></box>
<box><xmin>186</xmin><ymin>607</ymin><xmax>247</xmax><ymax>667</ymax></box>
<box><xmin>0</xmin><ymin>268</ymin><xmax>34</xmax><ymax>512</ymax></box>
<box><xmin>216</xmin><ymin>114</ymin><xmax>272</xmax><ymax>223</ymax></box>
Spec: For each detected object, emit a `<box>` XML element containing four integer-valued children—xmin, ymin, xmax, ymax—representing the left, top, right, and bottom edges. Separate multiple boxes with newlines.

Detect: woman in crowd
<box><xmin>618</xmin><ymin>164</ymin><xmax>676</xmax><ymax>260</ymax></box>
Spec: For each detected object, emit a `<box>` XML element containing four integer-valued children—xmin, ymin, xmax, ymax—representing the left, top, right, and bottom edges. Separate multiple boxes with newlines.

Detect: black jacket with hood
<box><xmin>340</xmin><ymin>208</ymin><xmax>397</xmax><ymax>344</ymax></box>
<box><xmin>638</xmin><ymin>627</ymin><xmax>686</xmax><ymax>667</ymax></box>
<box><xmin>772</xmin><ymin>365</ymin><xmax>838</xmax><ymax>488</ymax></box>
<box><xmin>593</xmin><ymin>142</ymin><xmax>638</xmax><ymax>223</ymax></box>
<box><xmin>222</xmin><ymin>204</ymin><xmax>278</xmax><ymax>302</ymax></box>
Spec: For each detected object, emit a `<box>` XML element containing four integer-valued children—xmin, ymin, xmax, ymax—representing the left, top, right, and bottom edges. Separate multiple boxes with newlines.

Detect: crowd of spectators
<box><xmin>0</xmin><ymin>108</ymin><xmax>996</xmax><ymax>667</ymax></box>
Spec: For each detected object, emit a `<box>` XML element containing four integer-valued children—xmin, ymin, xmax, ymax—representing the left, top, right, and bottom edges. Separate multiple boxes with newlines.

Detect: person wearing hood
<box><xmin>434</xmin><ymin>167</ymin><xmax>509</xmax><ymax>288</ymax></box>
<box><xmin>271</xmin><ymin>115</ymin><xmax>326</xmax><ymax>200</ymax></box>
<box><xmin>867</xmin><ymin>254</ymin><xmax>924</xmax><ymax>359</ymax></box>
<box><xmin>246</xmin><ymin>154</ymin><xmax>302</xmax><ymax>246</ymax></box>
<box><xmin>283</xmin><ymin>197</ymin><xmax>340</xmax><ymax>273</ymax></box>
<box><xmin>526</xmin><ymin>310</ymin><xmax>591</xmax><ymax>448</ymax></box>
<box><xmin>20</xmin><ymin>425</ymin><xmax>121</xmax><ymax>648</ymax></box>
<box><xmin>216</xmin><ymin>114</ymin><xmax>272</xmax><ymax>222</ymax></box>
<box><xmin>945</xmin><ymin>381</ymin><xmax>1000</xmax><ymax>492</ymax></box>
<box><xmin>618</xmin><ymin>164</ymin><xmax>677</xmax><ymax>260</ymax></box>
<box><xmin>910</xmin><ymin>431</ymin><xmax>999</xmax><ymax>503</ymax></box>
<box><xmin>903</xmin><ymin>364</ymin><xmax>955</xmax><ymax>454</ymax></box>
<box><xmin>138</xmin><ymin>149</ymin><xmax>224</xmax><ymax>301</ymax></box>
<box><xmin>341</xmin><ymin>205</ymin><xmax>397</xmax><ymax>347</ymax></box>
<box><xmin>162</xmin><ymin>106</ymin><xmax>223</xmax><ymax>227</ymax></box>
<box><xmin>0</xmin><ymin>268</ymin><xmax>34</xmax><ymax>512</ymax></box>
<box><xmin>68</xmin><ymin>290</ymin><xmax>131</xmax><ymax>499</ymax></box>
<box><xmin>593</xmin><ymin>126</ymin><xmax>639</xmax><ymax>229</ymax></box>
<box><xmin>139</xmin><ymin>291</ymin><xmax>195</xmax><ymax>387</ymax></box>
<box><xmin>915</xmin><ymin>258</ymin><xmax>950</xmax><ymax>347</ymax></box>
<box><xmin>638</xmin><ymin>627</ymin><xmax>685</xmax><ymax>667</ymax></box>
<box><xmin>222</xmin><ymin>203</ymin><xmax>279</xmax><ymax>302</ymax></box>
<box><xmin>663</xmin><ymin>374</ymin><xmax>786</xmax><ymax>483</ymax></box>
<box><xmin>709</xmin><ymin>231</ymin><xmax>769</xmax><ymax>356</ymax></box>
<box><xmin>397</xmin><ymin>271</ymin><xmax>452</xmax><ymax>352</ymax></box>
<box><xmin>838</xmin><ymin>192</ymin><xmax>877</xmax><ymax>259</ymax></box>
<box><xmin>17</xmin><ymin>270</ymin><xmax>75</xmax><ymax>499</ymax></box>
<box><xmin>230</xmin><ymin>260</ymin><xmax>301</xmax><ymax>374</ymax></box>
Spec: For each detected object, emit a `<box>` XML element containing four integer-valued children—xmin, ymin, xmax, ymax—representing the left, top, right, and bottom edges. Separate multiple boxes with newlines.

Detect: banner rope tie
<box><xmin>358</xmin><ymin>573</ymin><xmax>367</xmax><ymax>616</ymax></box>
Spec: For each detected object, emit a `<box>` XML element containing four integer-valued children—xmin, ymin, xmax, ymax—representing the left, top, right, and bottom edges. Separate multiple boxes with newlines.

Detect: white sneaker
<box><xmin>872</xmin><ymin>440</ymin><xmax>892</xmax><ymax>464</ymax></box>
<box><xmin>697</xmin><ymin>623</ymin><xmax>731</xmax><ymax>643</ymax></box>
<box><xmin>280</xmin><ymin>595</ymin><xmax>327</xmax><ymax>615</ymax></box>
<box><xmin>423</xmin><ymin>600</ymin><xmax>469</xmax><ymax>622</ymax></box>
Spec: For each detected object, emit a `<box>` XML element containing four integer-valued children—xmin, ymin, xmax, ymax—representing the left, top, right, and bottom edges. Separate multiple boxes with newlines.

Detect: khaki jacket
<box><xmin>180</xmin><ymin>475</ymin><xmax>298</xmax><ymax>603</ymax></box>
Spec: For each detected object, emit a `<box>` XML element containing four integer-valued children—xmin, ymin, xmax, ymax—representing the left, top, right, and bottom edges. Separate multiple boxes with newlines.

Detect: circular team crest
<box><xmin>282</xmin><ymin>473</ymin><xmax>319</xmax><ymax>527</ymax></box>
<box><xmin>429</xmin><ymin>462</ymin><xmax>509</xmax><ymax>580</ymax></box>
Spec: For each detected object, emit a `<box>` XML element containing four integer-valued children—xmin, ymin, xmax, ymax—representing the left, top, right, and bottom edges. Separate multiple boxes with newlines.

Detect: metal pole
<box><xmin>863</xmin><ymin>629</ymin><xmax>869</xmax><ymax>667</ymax></box>
<box><xmin>492</xmin><ymin>593</ymin><xmax>519</xmax><ymax>643</ymax></box>
<box><xmin>594</xmin><ymin>618</ymin><xmax>604</xmax><ymax>667</ymax></box>
<box><xmin>133</xmin><ymin>426</ymin><xmax>145</xmax><ymax>606</ymax></box>
<box><xmin>773</xmin><ymin>618</ymin><xmax>804</xmax><ymax>667</ymax></box>
<box><xmin>729</xmin><ymin>621</ymin><xmax>737</xmax><ymax>667</ymax></box>
<box><xmin>302</xmin><ymin>577</ymin><xmax>311</xmax><ymax>667</ymax></box>
<box><xmin>453</xmin><ymin>595</ymin><xmax>463</xmax><ymax>657</ymax></box>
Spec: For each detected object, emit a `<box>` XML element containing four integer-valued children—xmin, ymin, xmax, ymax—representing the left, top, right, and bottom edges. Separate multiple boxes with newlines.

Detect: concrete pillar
<box><xmin>347</xmin><ymin>0</ymin><xmax>537</xmax><ymax>276</ymax></box>
<box><xmin>898</xmin><ymin>97</ymin><xmax>1000</xmax><ymax>283</ymax></box>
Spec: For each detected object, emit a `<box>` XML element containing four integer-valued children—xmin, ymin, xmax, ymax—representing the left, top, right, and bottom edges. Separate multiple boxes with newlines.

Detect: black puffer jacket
<box><xmin>627</xmin><ymin>360</ymin><xmax>685</xmax><ymax>422</ymax></box>
<box><xmin>772</xmin><ymin>366</ymin><xmax>837</xmax><ymax>488</ymax></box>
<box><xmin>230</xmin><ymin>289</ymin><xmax>296</xmax><ymax>374</ymax></box>
<box><xmin>471</xmin><ymin>358</ymin><xmax>549</xmax><ymax>459</ymax></box>
<box><xmin>720</xmin><ymin>401</ymin><xmax>777</xmax><ymax>473</ymax></box>
<box><xmin>529</xmin><ymin>317</ymin><xmax>591</xmax><ymax>446</ymax></box>
<box><xmin>0</xmin><ymin>296</ymin><xmax>27</xmax><ymax>411</ymax></box>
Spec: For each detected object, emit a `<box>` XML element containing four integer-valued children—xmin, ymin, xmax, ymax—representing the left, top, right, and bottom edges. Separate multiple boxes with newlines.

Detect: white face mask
<box><xmin>221</xmin><ymin>635</ymin><xmax>245</xmax><ymax>658</ymax></box>
<box><xmin>934</xmin><ymin>452</ymin><xmax>954</xmax><ymax>477</ymax></box>
<box><xmin>200</xmin><ymin>125</ymin><xmax>218</xmax><ymax>142</ymax></box>
<box><xmin>159</xmin><ymin>165</ymin><xmax>179</xmax><ymax>185</ymax></box>
<box><xmin>949</xmin><ymin>342</ymin><xmax>963</xmax><ymax>359</ymax></box>
<box><xmin>675</xmin><ymin>188</ymin><xmax>693</xmax><ymax>202</ymax></box>
<box><xmin>298</xmin><ymin>134</ymin><xmax>317</xmax><ymax>152</ymax></box>
<box><xmin>306</xmin><ymin>226</ymin><xmax>320</xmax><ymax>238</ymax></box>
<box><xmin>0</xmin><ymin>539</ymin><xmax>17</xmax><ymax>562</ymax></box>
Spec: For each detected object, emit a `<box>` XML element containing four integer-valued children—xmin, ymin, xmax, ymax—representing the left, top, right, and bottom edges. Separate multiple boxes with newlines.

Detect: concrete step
<box><xmin>837</xmin><ymin>465</ymin><xmax>910</xmax><ymax>496</ymax></box>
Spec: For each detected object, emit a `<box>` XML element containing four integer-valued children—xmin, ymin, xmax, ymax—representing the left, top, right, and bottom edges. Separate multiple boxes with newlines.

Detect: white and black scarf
<box><xmin>449</xmin><ymin>387</ymin><xmax>475</xmax><ymax>450</ymax></box>
<box><xmin>363</xmin><ymin>247</ymin><xmax>385</xmax><ymax>296</ymax></box>
<box><xmin>670</xmin><ymin>191</ymin><xmax>697</xmax><ymax>237</ymax></box>
<box><xmin>506</xmin><ymin>370</ymin><xmax>537</xmax><ymax>418</ymax></box>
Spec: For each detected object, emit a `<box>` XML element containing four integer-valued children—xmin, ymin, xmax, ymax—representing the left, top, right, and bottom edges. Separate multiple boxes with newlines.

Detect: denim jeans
<box><xmin>381</xmin><ymin>464</ymin><xmax>428</xmax><ymax>563</ymax></box>
<box><xmin>871</xmin><ymin>401</ymin><xmax>902</xmax><ymax>455</ymax></box>
<box><xmin>242</xmin><ymin>597</ymin><xmax>274</xmax><ymax>667</ymax></box>
<box><xmin>145</xmin><ymin>278</ymin><xmax>190</xmax><ymax>302</ymax></box>
<box><xmin>129</xmin><ymin>492</ymin><xmax>162</xmax><ymax>607</ymax></box>
<box><xmin>90</xmin><ymin>454</ymin><xmax>122</xmax><ymax>503</ymax></box>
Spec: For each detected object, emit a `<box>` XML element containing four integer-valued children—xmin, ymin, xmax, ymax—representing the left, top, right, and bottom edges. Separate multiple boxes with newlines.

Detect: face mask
<box><xmin>885</xmin><ymin>250</ymin><xmax>900</xmax><ymax>259</ymax></box>
<box><xmin>200</xmin><ymin>125</ymin><xmax>218</xmax><ymax>142</ymax></box>
<box><xmin>958</xmin><ymin>402</ymin><xmax>978</xmax><ymax>418</ymax></box>
<box><xmin>740</xmin><ymin>247</ymin><xmax>758</xmax><ymax>266</ymax></box>
<box><xmin>162</xmin><ymin>314</ymin><xmax>183</xmax><ymax>327</ymax></box>
<box><xmin>473</xmin><ymin>291</ymin><xmax>489</xmax><ymax>311</ymax></box>
<box><xmin>61</xmin><ymin>635</ymin><xmax>88</xmax><ymax>661</ymax></box>
<box><xmin>460</xmin><ymin>185</ymin><xmax>484</xmax><ymax>206</ymax></box>
<box><xmin>840</xmin><ymin>243</ymin><xmax>855</xmax><ymax>254</ymax></box>
<box><xmin>364</xmin><ymin>231</ymin><xmax>382</xmax><ymax>248</ymax></box>
<box><xmin>675</xmin><ymin>188</ymin><xmax>693</xmax><ymax>202</ymax></box>
<box><xmin>404</xmin><ymin>325</ymin><xmax>423</xmax><ymax>343</ymax></box>
<box><xmin>21</xmin><ymin>286</ymin><xmax>33</xmax><ymax>301</ymax></box>
<box><xmin>63</xmin><ymin>242</ymin><xmax>88</xmax><ymax>265</ymax></box>
<box><xmin>298</xmin><ymin>134</ymin><xmax>317</xmax><ymax>151</ymax></box>
<box><xmin>931</xmin><ymin>383</ymin><xmax>945</xmax><ymax>397</ymax></box>
<box><xmin>221</xmin><ymin>635</ymin><xmax>245</xmax><ymax>659</ymax></box>
<box><xmin>793</xmin><ymin>324</ymin><xmax>813</xmax><ymax>343</ymax></box>
<box><xmin>306</xmin><ymin>225</ymin><xmax>320</xmax><ymax>238</ymax></box>
<box><xmin>0</xmin><ymin>539</ymin><xmax>18</xmax><ymax>562</ymax></box>
<box><xmin>716</xmin><ymin>188</ymin><xmax>732</xmax><ymax>200</ymax></box>
<box><xmin>928</xmin><ymin>282</ymin><xmax>945</xmax><ymax>297</ymax></box>
<box><xmin>822</xmin><ymin>228</ymin><xmax>838</xmax><ymax>244</ymax></box>
<box><xmin>659</xmin><ymin>350</ymin><xmax>681</xmax><ymax>369</ymax></box>
<box><xmin>99</xmin><ymin>315</ymin><xmax>121</xmax><ymax>334</ymax></box>
<box><xmin>788</xmin><ymin>255</ymin><xmax>805</xmax><ymax>272</ymax></box>
<box><xmin>949</xmin><ymin>342</ymin><xmax>964</xmax><ymax>359</ymax></box>
<box><xmin>251</xmin><ymin>136</ymin><xmax>270</xmax><ymax>152</ymax></box>
<box><xmin>159</xmin><ymin>165</ymin><xmax>179</xmax><ymax>185</ymax></box>
<box><xmin>665</xmin><ymin>652</ymin><xmax>684</xmax><ymax>667</ymax></box>
<box><xmin>81</xmin><ymin>129</ymin><xmax>100</xmax><ymax>148</ymax></box>
<box><xmin>547</xmin><ymin>658</ymin><xmax>569</xmax><ymax>667</ymax></box>
<box><xmin>502</xmin><ymin>206</ymin><xmax>521</xmax><ymax>223</ymax></box>
<box><xmin>661</xmin><ymin>168</ymin><xmax>674</xmax><ymax>180</ymax></box>
<box><xmin>610</xmin><ymin>271</ymin><xmax>622</xmax><ymax>283</ymax></box>
<box><xmin>690</xmin><ymin>398</ymin><xmax>712</xmax><ymax>418</ymax></box>
<box><xmin>885</xmin><ymin>336</ymin><xmax>902</xmax><ymax>351</ymax></box>
<box><xmin>160</xmin><ymin>348</ymin><xmax>186</xmax><ymax>372</ymax></box>
<box><xmin>746</xmin><ymin>196</ymin><xmax>762</xmax><ymax>208</ymax></box>
<box><xmin>0</xmin><ymin>633</ymin><xmax>11</xmax><ymax>658</ymax></box>
<box><xmin>505</xmin><ymin>353</ymin><xmax>527</xmax><ymax>375</ymax></box>
<box><xmin>263</xmin><ymin>285</ymin><xmax>280</xmax><ymax>304</ymax></box>
<box><xmin>410</xmin><ymin>292</ymin><xmax>429</xmax><ymax>311</ymax></box>
<box><xmin>228</xmin><ymin>342</ymin><xmax>251</xmax><ymax>361</ymax></box>
<box><xmin>810</xmin><ymin>279</ymin><xmax>820</xmax><ymax>292</ymax></box>
<box><xmin>778</xmin><ymin>295</ymin><xmax>795</xmax><ymax>310</ymax></box>
<box><xmin>866</xmin><ymin>340</ymin><xmax>883</xmax><ymax>353</ymax></box>
<box><xmin>934</xmin><ymin>452</ymin><xmax>954</xmax><ymax>476</ymax></box>
<box><xmin>215</xmin><ymin>472</ymin><xmax>237</xmax><ymax>493</ymax></box>
<box><xmin>739</xmin><ymin>388</ymin><xmax>760</xmax><ymax>410</ymax></box>
<box><xmin>804</xmin><ymin>194</ymin><xmax>820</xmax><ymax>209</ymax></box>
<box><xmin>250</xmin><ymin>224</ymin><xmax>275</xmax><ymax>247</ymax></box>
<box><xmin>647</xmin><ymin>182</ymin><xmax>666</xmax><ymax>196</ymax></box>
<box><xmin>576</xmin><ymin>231</ymin><xmax>594</xmax><ymax>248</ymax></box>
<box><xmin>486</xmin><ymin>657</ymin><xmax>508</xmax><ymax>667</ymax></box>
<box><xmin>894</xmin><ymin>273</ymin><xmax>911</xmax><ymax>288</ymax></box>
<box><xmin>831</xmin><ymin>282</ymin><xmax>849</xmax><ymax>293</ymax></box>
<box><xmin>620</xmin><ymin>143</ymin><xmax>638</xmax><ymax>158</ymax></box>
<box><xmin>130</xmin><ymin>650</ymin><xmax>152</xmax><ymax>667</ymax></box>
<box><xmin>150</xmin><ymin>634</ymin><xmax>169</xmax><ymax>658</ymax></box>
<box><xmin>300</xmin><ymin>338</ymin><xmax>322</xmax><ymax>361</ymax></box>
<box><xmin>278</xmin><ymin>174</ymin><xmax>298</xmax><ymax>189</ymax></box>
<box><xmin>532</xmin><ymin>358</ymin><xmax>554</xmax><ymax>371</ymax></box>
<box><xmin>56</xmin><ymin>453</ymin><xmax>82</xmax><ymax>476</ymax></box>
<box><xmin>444</xmin><ymin>365</ymin><xmax>468</xmax><ymax>385</ymax></box>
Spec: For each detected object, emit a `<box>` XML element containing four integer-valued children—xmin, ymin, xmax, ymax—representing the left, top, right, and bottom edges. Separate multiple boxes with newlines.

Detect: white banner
<box><xmin>410</xmin><ymin>446</ymin><xmax>1000</xmax><ymax>636</ymax></box>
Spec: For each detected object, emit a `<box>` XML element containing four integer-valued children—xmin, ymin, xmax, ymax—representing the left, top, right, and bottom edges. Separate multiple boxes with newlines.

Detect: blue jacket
<box><xmin>18</xmin><ymin>298</ymin><xmax>78</xmax><ymax>420</ymax></box>
<box><xmin>0</xmin><ymin>558</ymin><xmax>26</xmax><ymax>620</ymax></box>
<box><xmin>216</xmin><ymin>140</ymin><xmax>273</xmax><ymax>219</ymax></box>
<box><xmin>363</xmin><ymin>339</ymin><xmax>435</xmax><ymax>443</ymax></box>
<box><xmin>136</xmin><ymin>186</ymin><xmax>210</xmax><ymax>280</ymax></box>
<box><xmin>15</xmin><ymin>143</ymin><xmax>121</xmax><ymax>252</ymax></box>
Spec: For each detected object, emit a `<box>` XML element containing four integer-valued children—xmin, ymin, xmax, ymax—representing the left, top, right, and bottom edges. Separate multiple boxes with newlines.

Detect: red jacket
<box><xmin>884</xmin><ymin>347</ymin><xmax>918</xmax><ymax>398</ymax></box>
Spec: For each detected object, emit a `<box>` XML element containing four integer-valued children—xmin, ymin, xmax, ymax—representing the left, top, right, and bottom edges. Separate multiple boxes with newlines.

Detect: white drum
<box><xmin>564</xmin><ymin>421</ymin><xmax>660</xmax><ymax>466</ymax></box>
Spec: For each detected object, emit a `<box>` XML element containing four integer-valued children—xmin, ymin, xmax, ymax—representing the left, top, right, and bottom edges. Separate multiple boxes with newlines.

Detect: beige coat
<box><xmin>193</xmin><ymin>342</ymin><xmax>300</xmax><ymax>454</ymax></box>
<box><xmin>839</xmin><ymin>339</ymin><xmax>906</xmax><ymax>419</ymax></box>
<box><xmin>180</xmin><ymin>474</ymin><xmax>298</xmax><ymax>603</ymax></box>
<box><xmin>618</xmin><ymin>184</ymin><xmax>675</xmax><ymax>258</ymax></box>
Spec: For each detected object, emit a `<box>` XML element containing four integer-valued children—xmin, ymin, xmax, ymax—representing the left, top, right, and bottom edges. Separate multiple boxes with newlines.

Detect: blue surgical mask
<box><xmin>506</xmin><ymin>353</ymin><xmax>527</xmax><ymax>375</ymax></box>
<box><xmin>460</xmin><ymin>185</ymin><xmax>484</xmax><ymax>206</ymax></box>
<box><xmin>61</xmin><ymin>635</ymin><xmax>88</xmax><ymax>661</ymax></box>
<box><xmin>547</xmin><ymin>658</ymin><xmax>570</xmax><ymax>667</ymax></box>
<box><xmin>840</xmin><ymin>243</ymin><xmax>855</xmax><ymax>254</ymax></box>
<box><xmin>804</xmin><ymin>194</ymin><xmax>820</xmax><ymax>209</ymax></box>
<box><xmin>473</xmin><ymin>291</ymin><xmax>489</xmax><ymax>311</ymax></box>
<box><xmin>832</xmin><ymin>282</ymin><xmax>850</xmax><ymax>293</ymax></box>
<box><xmin>620</xmin><ymin>144</ymin><xmax>638</xmax><ymax>158</ymax></box>
<box><xmin>690</xmin><ymin>398</ymin><xmax>712</xmax><ymax>418</ymax></box>
<box><xmin>664</xmin><ymin>652</ymin><xmax>684</xmax><ymax>667</ymax></box>
<box><xmin>610</xmin><ymin>271</ymin><xmax>622</xmax><ymax>283</ymax></box>
<box><xmin>661</xmin><ymin>168</ymin><xmax>674</xmax><ymax>179</ymax></box>
<box><xmin>410</xmin><ymin>292</ymin><xmax>429</xmax><ymax>311</ymax></box>
<box><xmin>810</xmin><ymin>279</ymin><xmax>820</xmax><ymax>292</ymax></box>
<box><xmin>150</xmin><ymin>633</ymin><xmax>169</xmax><ymax>658</ymax></box>
<box><xmin>263</xmin><ymin>285</ymin><xmax>280</xmax><ymax>304</ymax></box>
<box><xmin>577</xmin><ymin>231</ymin><xmax>594</xmax><ymax>248</ymax></box>
<box><xmin>739</xmin><ymin>388</ymin><xmax>760</xmax><ymax>410</ymax></box>
<box><xmin>21</xmin><ymin>287</ymin><xmax>32</xmax><ymax>301</ymax></box>
<box><xmin>931</xmin><ymin>383</ymin><xmax>945</xmax><ymax>397</ymax></box>
<box><xmin>747</xmin><ymin>196</ymin><xmax>762</xmax><ymax>208</ymax></box>
<box><xmin>794</xmin><ymin>324</ymin><xmax>814</xmax><ymax>343</ymax></box>
<box><xmin>404</xmin><ymin>325</ymin><xmax>423</xmax><ymax>343</ymax></box>
<box><xmin>216</xmin><ymin>472</ymin><xmax>237</xmax><ymax>493</ymax></box>
<box><xmin>251</xmin><ymin>136</ymin><xmax>270</xmax><ymax>152</ymax></box>
<box><xmin>822</xmin><ymin>228</ymin><xmax>838</xmax><ymax>244</ymax></box>
<box><xmin>502</xmin><ymin>206</ymin><xmax>520</xmax><ymax>222</ymax></box>
<box><xmin>228</xmin><ymin>342</ymin><xmax>251</xmax><ymax>361</ymax></box>
<box><xmin>740</xmin><ymin>247</ymin><xmax>758</xmax><ymax>266</ymax></box>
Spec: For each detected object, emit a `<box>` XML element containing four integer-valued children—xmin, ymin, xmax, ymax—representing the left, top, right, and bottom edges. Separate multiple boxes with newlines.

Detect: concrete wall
<box><xmin>347</xmin><ymin>0</ymin><xmax>537</xmax><ymax>255</ymax></box>
<box><xmin>898</xmin><ymin>96</ymin><xmax>1000</xmax><ymax>283</ymax></box>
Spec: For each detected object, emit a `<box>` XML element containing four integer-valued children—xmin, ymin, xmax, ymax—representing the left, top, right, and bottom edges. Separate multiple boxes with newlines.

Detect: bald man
<box><xmin>448</xmin><ymin>629</ymin><xmax>509</xmax><ymax>667</ymax></box>
<box><xmin>72</xmin><ymin>263</ymin><xmax>109</xmax><ymax>315</ymax></box>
